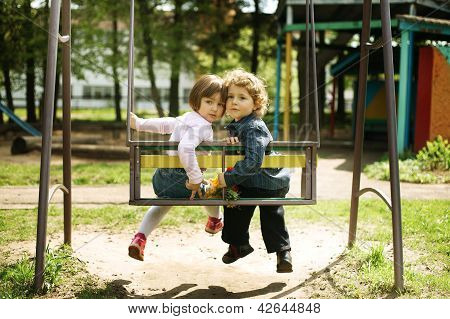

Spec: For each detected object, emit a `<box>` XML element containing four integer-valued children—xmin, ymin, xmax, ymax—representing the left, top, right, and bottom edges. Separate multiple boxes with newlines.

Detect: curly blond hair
<box><xmin>223</xmin><ymin>68</ymin><xmax>269</xmax><ymax>118</ymax></box>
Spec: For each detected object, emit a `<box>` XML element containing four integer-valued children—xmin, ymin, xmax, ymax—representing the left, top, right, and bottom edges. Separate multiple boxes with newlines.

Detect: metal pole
<box><xmin>310</xmin><ymin>0</ymin><xmax>320</xmax><ymax>146</ymax></box>
<box><xmin>62</xmin><ymin>0</ymin><xmax>72</xmax><ymax>246</ymax></box>
<box><xmin>126</xmin><ymin>0</ymin><xmax>135</xmax><ymax>145</ymax></box>
<box><xmin>380</xmin><ymin>0</ymin><xmax>404</xmax><ymax>291</ymax></box>
<box><xmin>273</xmin><ymin>29</ymin><xmax>282</xmax><ymax>141</ymax></box>
<box><xmin>35</xmin><ymin>0</ymin><xmax>61</xmax><ymax>291</ymax></box>
<box><xmin>283</xmin><ymin>5</ymin><xmax>293</xmax><ymax>141</ymax></box>
<box><xmin>305</xmin><ymin>0</ymin><xmax>310</xmax><ymax>134</ymax></box>
<box><xmin>348</xmin><ymin>0</ymin><xmax>372</xmax><ymax>246</ymax></box>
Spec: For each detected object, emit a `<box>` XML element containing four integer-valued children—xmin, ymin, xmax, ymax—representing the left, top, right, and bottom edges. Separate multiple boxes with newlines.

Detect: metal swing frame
<box><xmin>126</xmin><ymin>0</ymin><xmax>320</xmax><ymax>207</ymax></box>
<box><xmin>34</xmin><ymin>0</ymin><xmax>403</xmax><ymax>292</ymax></box>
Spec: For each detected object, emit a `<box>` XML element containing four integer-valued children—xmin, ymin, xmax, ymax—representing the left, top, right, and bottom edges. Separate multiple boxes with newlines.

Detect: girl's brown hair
<box><xmin>189</xmin><ymin>74</ymin><xmax>226</xmax><ymax>111</ymax></box>
<box><xmin>223</xmin><ymin>68</ymin><xmax>269</xmax><ymax>118</ymax></box>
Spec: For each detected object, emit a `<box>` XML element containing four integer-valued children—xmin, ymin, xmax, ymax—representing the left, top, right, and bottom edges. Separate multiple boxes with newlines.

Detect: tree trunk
<box><xmin>39</xmin><ymin>0</ymin><xmax>50</xmax><ymax>123</ymax></box>
<box><xmin>169</xmin><ymin>68</ymin><xmax>180</xmax><ymax>117</ymax></box>
<box><xmin>169</xmin><ymin>0</ymin><xmax>182</xmax><ymax>117</ymax></box>
<box><xmin>211</xmin><ymin>54</ymin><xmax>218</xmax><ymax>73</ymax></box>
<box><xmin>0</xmin><ymin>91</ymin><xmax>3</xmax><ymax>123</ymax></box>
<box><xmin>2</xmin><ymin>62</ymin><xmax>14</xmax><ymax>123</ymax></box>
<box><xmin>39</xmin><ymin>58</ymin><xmax>46</xmax><ymax>122</ymax></box>
<box><xmin>26</xmin><ymin>56</ymin><xmax>36</xmax><ymax>123</ymax></box>
<box><xmin>211</xmin><ymin>0</ymin><xmax>223</xmax><ymax>74</ymax></box>
<box><xmin>24</xmin><ymin>0</ymin><xmax>36</xmax><ymax>123</ymax></box>
<box><xmin>112</xmin><ymin>10</ymin><xmax>122</xmax><ymax>122</ymax></box>
<box><xmin>137</xmin><ymin>0</ymin><xmax>164</xmax><ymax>117</ymax></box>
<box><xmin>251</xmin><ymin>0</ymin><xmax>260</xmax><ymax>74</ymax></box>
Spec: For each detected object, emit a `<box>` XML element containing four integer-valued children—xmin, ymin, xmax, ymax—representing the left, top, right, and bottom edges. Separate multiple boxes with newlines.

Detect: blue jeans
<box><xmin>152</xmin><ymin>168</ymin><xmax>191</xmax><ymax>198</ymax></box>
<box><xmin>153</xmin><ymin>168</ymin><xmax>208</xmax><ymax>199</ymax></box>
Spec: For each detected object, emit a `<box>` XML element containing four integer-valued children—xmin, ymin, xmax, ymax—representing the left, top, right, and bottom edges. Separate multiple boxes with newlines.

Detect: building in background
<box><xmin>6</xmin><ymin>62</ymin><xmax>195</xmax><ymax>114</ymax></box>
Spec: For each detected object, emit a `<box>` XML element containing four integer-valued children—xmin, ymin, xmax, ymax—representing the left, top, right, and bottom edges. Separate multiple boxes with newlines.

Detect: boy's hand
<box><xmin>225</xmin><ymin>136</ymin><xmax>239</xmax><ymax>144</ymax></box>
<box><xmin>217</xmin><ymin>173</ymin><xmax>227</xmax><ymax>188</ymax></box>
<box><xmin>130</xmin><ymin>112</ymin><xmax>139</xmax><ymax>130</ymax></box>
<box><xmin>185</xmin><ymin>180</ymin><xmax>207</xmax><ymax>200</ymax></box>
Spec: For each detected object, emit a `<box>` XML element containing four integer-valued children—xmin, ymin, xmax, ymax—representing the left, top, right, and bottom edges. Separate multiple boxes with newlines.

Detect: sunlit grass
<box><xmin>0</xmin><ymin>161</ymin><xmax>154</xmax><ymax>186</ymax></box>
<box><xmin>1</xmin><ymin>199</ymin><xmax>448</xmax><ymax>298</ymax></box>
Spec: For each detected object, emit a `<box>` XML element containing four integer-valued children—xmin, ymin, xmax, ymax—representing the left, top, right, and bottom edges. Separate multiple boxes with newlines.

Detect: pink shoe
<box><xmin>128</xmin><ymin>232</ymin><xmax>146</xmax><ymax>261</ymax></box>
<box><xmin>205</xmin><ymin>217</ymin><xmax>223</xmax><ymax>234</ymax></box>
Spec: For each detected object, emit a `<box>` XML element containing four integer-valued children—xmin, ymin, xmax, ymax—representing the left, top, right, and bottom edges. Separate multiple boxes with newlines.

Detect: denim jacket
<box><xmin>223</xmin><ymin>114</ymin><xmax>290</xmax><ymax>190</ymax></box>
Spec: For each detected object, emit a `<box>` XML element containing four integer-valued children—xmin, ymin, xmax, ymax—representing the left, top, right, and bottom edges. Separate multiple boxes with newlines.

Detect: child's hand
<box><xmin>185</xmin><ymin>180</ymin><xmax>207</xmax><ymax>200</ymax></box>
<box><xmin>217</xmin><ymin>173</ymin><xmax>227</xmax><ymax>188</ymax></box>
<box><xmin>224</xmin><ymin>136</ymin><xmax>239</xmax><ymax>144</ymax></box>
<box><xmin>130</xmin><ymin>112</ymin><xmax>139</xmax><ymax>130</ymax></box>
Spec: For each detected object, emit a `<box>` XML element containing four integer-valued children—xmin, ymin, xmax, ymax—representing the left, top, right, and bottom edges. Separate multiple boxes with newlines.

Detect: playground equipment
<box><xmin>126</xmin><ymin>1</ymin><xmax>319</xmax><ymax>207</ymax></box>
<box><xmin>0</xmin><ymin>101</ymin><xmax>41</xmax><ymax>136</ymax></box>
<box><xmin>35</xmin><ymin>0</ymin><xmax>404</xmax><ymax>292</ymax></box>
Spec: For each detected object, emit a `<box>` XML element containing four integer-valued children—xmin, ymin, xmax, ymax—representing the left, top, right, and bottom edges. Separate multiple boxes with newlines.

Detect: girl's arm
<box><xmin>132</xmin><ymin>112</ymin><xmax>177</xmax><ymax>134</ymax></box>
<box><xmin>222</xmin><ymin>127</ymin><xmax>270</xmax><ymax>186</ymax></box>
<box><xmin>177</xmin><ymin>126</ymin><xmax>211</xmax><ymax>185</ymax></box>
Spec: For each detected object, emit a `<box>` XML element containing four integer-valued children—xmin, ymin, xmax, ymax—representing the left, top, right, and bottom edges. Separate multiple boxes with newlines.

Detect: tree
<box><xmin>23</xmin><ymin>0</ymin><xmax>37</xmax><ymax>122</ymax></box>
<box><xmin>37</xmin><ymin>0</ymin><xmax>50</xmax><ymax>122</ymax></box>
<box><xmin>136</xmin><ymin>0</ymin><xmax>164</xmax><ymax>117</ymax></box>
<box><xmin>250</xmin><ymin>0</ymin><xmax>260</xmax><ymax>74</ymax></box>
<box><xmin>0</xmin><ymin>1</ymin><xmax>24</xmax><ymax>121</ymax></box>
<box><xmin>75</xmin><ymin>0</ymin><xmax>128</xmax><ymax>122</ymax></box>
<box><xmin>168</xmin><ymin>0</ymin><xmax>183</xmax><ymax>117</ymax></box>
<box><xmin>111</xmin><ymin>4</ymin><xmax>122</xmax><ymax>122</ymax></box>
<box><xmin>165</xmin><ymin>0</ymin><xmax>197</xmax><ymax>116</ymax></box>
<box><xmin>194</xmin><ymin>0</ymin><xmax>243</xmax><ymax>74</ymax></box>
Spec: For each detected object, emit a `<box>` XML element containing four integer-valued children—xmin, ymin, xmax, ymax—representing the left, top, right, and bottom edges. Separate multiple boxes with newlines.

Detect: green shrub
<box><xmin>364</xmin><ymin>136</ymin><xmax>450</xmax><ymax>183</ymax></box>
<box><xmin>363</xmin><ymin>159</ymin><xmax>447</xmax><ymax>183</ymax></box>
<box><xmin>0</xmin><ymin>245</ymin><xmax>73</xmax><ymax>298</ymax></box>
<box><xmin>417</xmin><ymin>135</ymin><xmax>450</xmax><ymax>171</ymax></box>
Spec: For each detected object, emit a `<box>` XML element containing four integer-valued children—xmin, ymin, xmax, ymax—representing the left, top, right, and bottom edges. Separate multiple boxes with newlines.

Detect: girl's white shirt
<box><xmin>135</xmin><ymin>111</ymin><xmax>213</xmax><ymax>184</ymax></box>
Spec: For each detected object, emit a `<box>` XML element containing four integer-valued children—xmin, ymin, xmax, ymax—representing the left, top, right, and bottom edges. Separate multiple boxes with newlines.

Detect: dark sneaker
<box><xmin>128</xmin><ymin>232</ymin><xmax>147</xmax><ymax>261</ymax></box>
<box><xmin>222</xmin><ymin>244</ymin><xmax>254</xmax><ymax>264</ymax></box>
<box><xmin>276</xmin><ymin>250</ymin><xmax>293</xmax><ymax>273</ymax></box>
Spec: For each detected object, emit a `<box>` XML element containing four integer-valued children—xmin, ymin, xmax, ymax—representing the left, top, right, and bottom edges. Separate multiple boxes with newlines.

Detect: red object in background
<box><xmin>414</xmin><ymin>47</ymin><xmax>433</xmax><ymax>152</ymax></box>
<box><xmin>226</xmin><ymin>167</ymin><xmax>234</xmax><ymax>172</ymax></box>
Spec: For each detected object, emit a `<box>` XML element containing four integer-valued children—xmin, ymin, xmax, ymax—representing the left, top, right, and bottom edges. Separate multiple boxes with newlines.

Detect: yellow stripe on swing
<box><xmin>140</xmin><ymin>154</ymin><xmax>306</xmax><ymax>169</ymax></box>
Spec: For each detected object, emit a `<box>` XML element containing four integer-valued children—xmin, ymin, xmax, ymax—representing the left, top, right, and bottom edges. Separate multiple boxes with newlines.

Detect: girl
<box><xmin>128</xmin><ymin>74</ymin><xmax>226</xmax><ymax>261</ymax></box>
<box><xmin>217</xmin><ymin>69</ymin><xmax>293</xmax><ymax>273</ymax></box>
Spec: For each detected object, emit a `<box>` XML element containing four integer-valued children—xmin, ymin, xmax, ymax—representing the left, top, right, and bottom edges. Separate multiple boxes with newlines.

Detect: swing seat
<box><xmin>140</xmin><ymin>154</ymin><xmax>307</xmax><ymax>169</ymax></box>
<box><xmin>129</xmin><ymin>141</ymin><xmax>318</xmax><ymax>206</ymax></box>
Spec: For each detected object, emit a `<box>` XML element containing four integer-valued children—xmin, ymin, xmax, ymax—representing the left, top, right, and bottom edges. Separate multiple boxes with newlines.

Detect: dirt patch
<box><xmin>4</xmin><ymin>222</ymin><xmax>348</xmax><ymax>299</ymax></box>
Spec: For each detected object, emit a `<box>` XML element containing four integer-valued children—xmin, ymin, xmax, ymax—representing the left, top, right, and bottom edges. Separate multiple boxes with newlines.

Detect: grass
<box><xmin>288</xmin><ymin>199</ymin><xmax>450</xmax><ymax>298</ymax></box>
<box><xmin>13</xmin><ymin>106</ymin><xmax>183</xmax><ymax>123</ymax></box>
<box><xmin>0</xmin><ymin>161</ymin><xmax>224</xmax><ymax>187</ymax></box>
<box><xmin>0</xmin><ymin>245</ymin><xmax>73</xmax><ymax>298</ymax></box>
<box><xmin>0</xmin><ymin>199</ymin><xmax>448</xmax><ymax>298</ymax></box>
<box><xmin>0</xmin><ymin>161</ymin><xmax>156</xmax><ymax>186</ymax></box>
<box><xmin>0</xmin><ymin>245</ymin><xmax>124</xmax><ymax>299</ymax></box>
<box><xmin>12</xmin><ymin>107</ymin><xmax>153</xmax><ymax>123</ymax></box>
